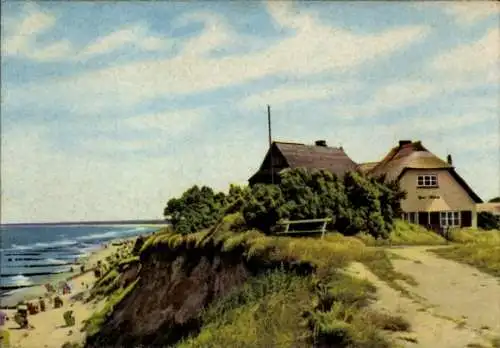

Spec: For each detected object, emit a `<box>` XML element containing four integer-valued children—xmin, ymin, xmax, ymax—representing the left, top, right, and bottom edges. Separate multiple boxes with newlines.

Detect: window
<box><xmin>403</xmin><ymin>212</ymin><xmax>418</xmax><ymax>224</ymax></box>
<box><xmin>417</xmin><ymin>174</ymin><xmax>438</xmax><ymax>188</ymax></box>
<box><xmin>440</xmin><ymin>211</ymin><xmax>460</xmax><ymax>227</ymax></box>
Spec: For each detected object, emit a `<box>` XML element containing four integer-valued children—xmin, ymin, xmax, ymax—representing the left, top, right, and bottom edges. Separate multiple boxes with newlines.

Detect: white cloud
<box><xmin>0</xmin><ymin>121</ymin><xmax>261</xmax><ymax>223</ymax></box>
<box><xmin>5</xmin><ymin>5</ymin><xmax>430</xmax><ymax>113</ymax></box>
<box><xmin>238</xmin><ymin>82</ymin><xmax>360</xmax><ymax>110</ymax></box>
<box><xmin>430</xmin><ymin>27</ymin><xmax>500</xmax><ymax>81</ymax></box>
<box><xmin>123</xmin><ymin>107</ymin><xmax>208</xmax><ymax>133</ymax></box>
<box><xmin>80</xmin><ymin>24</ymin><xmax>169</xmax><ymax>58</ymax></box>
<box><xmin>442</xmin><ymin>1</ymin><xmax>500</xmax><ymax>25</ymax></box>
<box><xmin>2</xmin><ymin>4</ymin><xmax>55</xmax><ymax>56</ymax></box>
<box><xmin>178</xmin><ymin>12</ymin><xmax>234</xmax><ymax>57</ymax></box>
<box><xmin>2</xmin><ymin>5</ymin><xmax>170</xmax><ymax>62</ymax></box>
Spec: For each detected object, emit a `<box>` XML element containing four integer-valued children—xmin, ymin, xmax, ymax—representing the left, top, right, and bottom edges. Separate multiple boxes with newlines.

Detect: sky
<box><xmin>1</xmin><ymin>1</ymin><xmax>499</xmax><ymax>223</ymax></box>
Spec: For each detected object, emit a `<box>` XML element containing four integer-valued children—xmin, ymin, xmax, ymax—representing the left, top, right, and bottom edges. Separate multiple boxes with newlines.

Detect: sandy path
<box><xmin>348</xmin><ymin>246</ymin><xmax>500</xmax><ymax>347</ymax></box>
<box><xmin>389</xmin><ymin>247</ymin><xmax>500</xmax><ymax>335</ymax></box>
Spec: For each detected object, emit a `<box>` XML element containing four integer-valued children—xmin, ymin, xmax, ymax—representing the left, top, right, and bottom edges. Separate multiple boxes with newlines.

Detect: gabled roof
<box><xmin>368</xmin><ymin>141</ymin><xmax>450</xmax><ymax>180</ymax></box>
<box><xmin>273</xmin><ymin>141</ymin><xmax>358</xmax><ymax>176</ymax></box>
<box><xmin>368</xmin><ymin>140</ymin><xmax>482</xmax><ymax>203</ymax></box>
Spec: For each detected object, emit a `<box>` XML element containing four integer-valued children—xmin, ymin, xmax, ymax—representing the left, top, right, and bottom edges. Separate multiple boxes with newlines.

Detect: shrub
<box><xmin>242</xmin><ymin>169</ymin><xmax>404</xmax><ymax>238</ymax></box>
<box><xmin>163</xmin><ymin>185</ymin><xmax>227</xmax><ymax>234</ymax></box>
<box><xmin>478</xmin><ymin>211</ymin><xmax>500</xmax><ymax>230</ymax></box>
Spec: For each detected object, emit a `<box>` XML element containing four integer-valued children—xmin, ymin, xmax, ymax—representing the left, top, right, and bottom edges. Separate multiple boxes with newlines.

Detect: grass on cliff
<box><xmin>84</xmin><ymin>279</ymin><xmax>139</xmax><ymax>337</ymax></box>
<box><xmin>431</xmin><ymin>228</ymin><xmax>500</xmax><ymax>278</ymax></box>
<box><xmin>178</xmin><ymin>270</ymin><xmax>409</xmax><ymax>348</ymax></box>
<box><xmin>86</xmin><ymin>213</ymin><xmax>415</xmax><ymax>347</ymax></box>
<box><xmin>140</xmin><ymin>214</ymin><xmax>412</xmax><ymax>347</ymax></box>
<box><xmin>357</xmin><ymin>220</ymin><xmax>446</xmax><ymax>246</ymax></box>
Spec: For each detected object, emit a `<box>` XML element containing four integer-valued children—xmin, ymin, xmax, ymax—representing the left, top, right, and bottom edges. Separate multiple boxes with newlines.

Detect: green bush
<box><xmin>362</xmin><ymin>220</ymin><xmax>446</xmax><ymax>246</ymax></box>
<box><xmin>478</xmin><ymin>211</ymin><xmax>500</xmax><ymax>230</ymax></box>
<box><xmin>242</xmin><ymin>169</ymin><xmax>404</xmax><ymax>238</ymax></box>
<box><xmin>163</xmin><ymin>169</ymin><xmax>405</xmax><ymax>239</ymax></box>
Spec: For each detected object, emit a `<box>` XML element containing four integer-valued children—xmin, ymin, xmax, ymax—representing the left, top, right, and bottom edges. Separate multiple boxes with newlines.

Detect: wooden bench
<box><xmin>275</xmin><ymin>218</ymin><xmax>332</xmax><ymax>239</ymax></box>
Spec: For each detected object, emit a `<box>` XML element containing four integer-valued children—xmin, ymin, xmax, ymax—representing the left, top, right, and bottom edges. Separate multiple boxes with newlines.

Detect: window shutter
<box><xmin>461</xmin><ymin>211</ymin><xmax>472</xmax><ymax>227</ymax></box>
<box><xmin>430</xmin><ymin>212</ymin><xmax>439</xmax><ymax>225</ymax></box>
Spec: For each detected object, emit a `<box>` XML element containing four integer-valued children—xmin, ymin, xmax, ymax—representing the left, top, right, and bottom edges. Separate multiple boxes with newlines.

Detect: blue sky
<box><xmin>1</xmin><ymin>1</ymin><xmax>499</xmax><ymax>223</ymax></box>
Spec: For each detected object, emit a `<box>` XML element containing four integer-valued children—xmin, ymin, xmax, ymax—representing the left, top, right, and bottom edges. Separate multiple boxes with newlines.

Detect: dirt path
<box><xmin>348</xmin><ymin>246</ymin><xmax>500</xmax><ymax>348</ymax></box>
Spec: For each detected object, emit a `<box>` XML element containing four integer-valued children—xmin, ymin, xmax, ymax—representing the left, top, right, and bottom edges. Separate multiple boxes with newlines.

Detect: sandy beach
<box><xmin>1</xmin><ymin>239</ymin><xmax>134</xmax><ymax>348</ymax></box>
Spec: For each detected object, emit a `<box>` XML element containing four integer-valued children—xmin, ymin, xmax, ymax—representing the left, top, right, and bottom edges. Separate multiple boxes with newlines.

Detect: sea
<box><xmin>0</xmin><ymin>224</ymin><xmax>163</xmax><ymax>304</ymax></box>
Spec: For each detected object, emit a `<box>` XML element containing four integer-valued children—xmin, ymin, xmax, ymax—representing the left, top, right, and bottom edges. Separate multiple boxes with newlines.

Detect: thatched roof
<box><xmin>274</xmin><ymin>141</ymin><xmax>357</xmax><ymax>175</ymax></box>
<box><xmin>248</xmin><ymin>140</ymin><xmax>357</xmax><ymax>185</ymax></box>
<box><xmin>367</xmin><ymin>140</ymin><xmax>482</xmax><ymax>203</ymax></box>
<box><xmin>368</xmin><ymin>141</ymin><xmax>450</xmax><ymax>180</ymax></box>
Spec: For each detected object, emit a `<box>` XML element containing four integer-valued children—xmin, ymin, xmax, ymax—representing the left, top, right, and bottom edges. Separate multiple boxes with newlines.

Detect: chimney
<box><xmin>447</xmin><ymin>154</ymin><xmax>453</xmax><ymax>166</ymax></box>
<box><xmin>315</xmin><ymin>140</ymin><xmax>327</xmax><ymax>147</ymax></box>
<box><xmin>399</xmin><ymin>140</ymin><xmax>412</xmax><ymax>147</ymax></box>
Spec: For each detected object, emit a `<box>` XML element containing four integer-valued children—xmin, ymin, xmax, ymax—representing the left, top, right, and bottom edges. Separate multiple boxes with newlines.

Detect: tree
<box><xmin>242</xmin><ymin>184</ymin><xmax>286</xmax><ymax>233</ymax></box>
<box><xmin>489</xmin><ymin>197</ymin><xmax>500</xmax><ymax>203</ymax></box>
<box><xmin>163</xmin><ymin>185</ymin><xmax>226</xmax><ymax>234</ymax></box>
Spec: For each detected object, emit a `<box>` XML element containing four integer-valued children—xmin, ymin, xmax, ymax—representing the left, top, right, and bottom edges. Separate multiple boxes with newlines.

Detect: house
<box><xmin>249</xmin><ymin>138</ymin><xmax>483</xmax><ymax>232</ymax></box>
<box><xmin>360</xmin><ymin>140</ymin><xmax>483</xmax><ymax>231</ymax></box>
<box><xmin>248</xmin><ymin>140</ymin><xmax>357</xmax><ymax>186</ymax></box>
<box><xmin>477</xmin><ymin>203</ymin><xmax>500</xmax><ymax>216</ymax></box>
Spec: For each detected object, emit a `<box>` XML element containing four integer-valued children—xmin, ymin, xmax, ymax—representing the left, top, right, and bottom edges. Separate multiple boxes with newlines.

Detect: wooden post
<box><xmin>268</xmin><ymin>105</ymin><xmax>274</xmax><ymax>185</ymax></box>
<box><xmin>321</xmin><ymin>220</ymin><xmax>327</xmax><ymax>239</ymax></box>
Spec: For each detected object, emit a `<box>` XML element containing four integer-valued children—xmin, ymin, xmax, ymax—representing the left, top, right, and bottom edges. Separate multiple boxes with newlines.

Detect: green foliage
<box><xmin>164</xmin><ymin>185</ymin><xmax>227</xmax><ymax>234</ymax></box>
<box><xmin>85</xmin><ymin>279</ymin><xmax>139</xmax><ymax>338</ymax></box>
<box><xmin>478</xmin><ymin>211</ymin><xmax>500</xmax><ymax>230</ymax></box>
<box><xmin>242</xmin><ymin>169</ymin><xmax>404</xmax><ymax>238</ymax></box>
<box><xmin>489</xmin><ymin>197</ymin><xmax>500</xmax><ymax>203</ymax></box>
<box><xmin>241</xmin><ymin>183</ymin><xmax>286</xmax><ymax>233</ymax></box>
<box><xmin>178</xmin><ymin>271</ymin><xmax>312</xmax><ymax>348</ymax></box>
<box><xmin>358</xmin><ymin>220</ymin><xmax>446</xmax><ymax>246</ymax></box>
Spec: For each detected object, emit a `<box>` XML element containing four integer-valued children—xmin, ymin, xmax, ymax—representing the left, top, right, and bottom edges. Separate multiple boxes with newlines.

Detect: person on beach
<box><xmin>0</xmin><ymin>310</ymin><xmax>7</xmax><ymax>326</ymax></box>
<box><xmin>39</xmin><ymin>297</ymin><xmax>46</xmax><ymax>312</ymax></box>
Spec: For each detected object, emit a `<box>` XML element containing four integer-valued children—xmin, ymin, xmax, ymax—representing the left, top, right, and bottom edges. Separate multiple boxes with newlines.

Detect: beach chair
<box><xmin>27</xmin><ymin>302</ymin><xmax>39</xmax><ymax>315</ymax></box>
<box><xmin>13</xmin><ymin>308</ymin><xmax>28</xmax><ymax>329</ymax></box>
<box><xmin>63</xmin><ymin>310</ymin><xmax>75</xmax><ymax>327</ymax></box>
<box><xmin>54</xmin><ymin>296</ymin><xmax>64</xmax><ymax>309</ymax></box>
<box><xmin>39</xmin><ymin>298</ymin><xmax>46</xmax><ymax>312</ymax></box>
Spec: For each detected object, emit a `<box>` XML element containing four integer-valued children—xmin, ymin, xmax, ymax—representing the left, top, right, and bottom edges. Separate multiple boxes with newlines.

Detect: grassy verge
<box><xmin>178</xmin><ymin>270</ymin><xmax>410</xmax><ymax>348</ymax></box>
<box><xmin>431</xmin><ymin>228</ymin><xmax>500</xmax><ymax>278</ymax></box>
<box><xmin>357</xmin><ymin>220</ymin><xmax>446</xmax><ymax>246</ymax></box>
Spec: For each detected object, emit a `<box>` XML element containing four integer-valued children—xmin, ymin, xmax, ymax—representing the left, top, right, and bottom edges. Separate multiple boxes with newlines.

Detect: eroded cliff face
<box><xmin>85</xmin><ymin>246</ymin><xmax>254</xmax><ymax>348</ymax></box>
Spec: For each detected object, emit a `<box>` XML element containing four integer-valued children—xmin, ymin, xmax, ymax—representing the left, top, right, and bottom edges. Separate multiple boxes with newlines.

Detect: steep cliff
<box><xmin>84</xmin><ymin>215</ymin><xmax>411</xmax><ymax>348</ymax></box>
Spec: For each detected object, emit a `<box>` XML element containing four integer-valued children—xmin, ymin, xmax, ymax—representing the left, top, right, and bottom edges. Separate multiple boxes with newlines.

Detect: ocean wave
<box><xmin>9</xmin><ymin>239</ymin><xmax>78</xmax><ymax>251</ymax></box>
<box><xmin>5</xmin><ymin>275</ymin><xmax>33</xmax><ymax>286</ymax></box>
<box><xmin>75</xmin><ymin>226</ymin><xmax>150</xmax><ymax>242</ymax></box>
